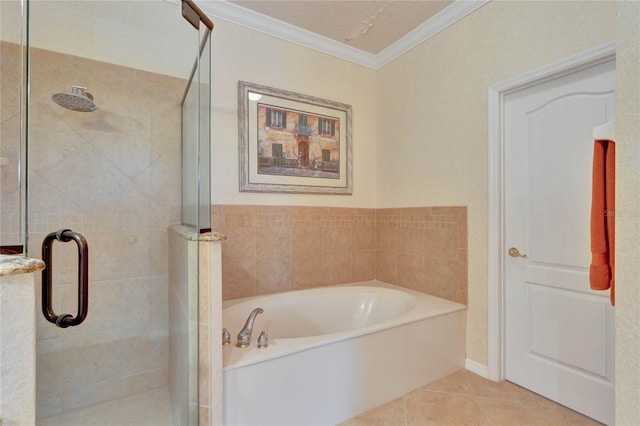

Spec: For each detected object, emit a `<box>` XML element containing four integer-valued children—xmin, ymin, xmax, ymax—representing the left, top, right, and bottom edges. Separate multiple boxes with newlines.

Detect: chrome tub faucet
<box><xmin>236</xmin><ymin>307</ymin><xmax>264</xmax><ymax>347</ymax></box>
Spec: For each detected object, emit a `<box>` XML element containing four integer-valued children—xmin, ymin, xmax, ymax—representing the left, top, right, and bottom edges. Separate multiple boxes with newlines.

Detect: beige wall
<box><xmin>615</xmin><ymin>1</ymin><xmax>640</xmax><ymax>423</ymax></box>
<box><xmin>210</xmin><ymin>20</ymin><xmax>378</xmax><ymax>208</ymax></box>
<box><xmin>376</xmin><ymin>1</ymin><xmax>617</xmax><ymax>366</ymax></box>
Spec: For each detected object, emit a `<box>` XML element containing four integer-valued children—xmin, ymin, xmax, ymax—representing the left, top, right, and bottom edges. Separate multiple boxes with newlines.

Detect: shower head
<box><xmin>52</xmin><ymin>86</ymin><xmax>97</xmax><ymax>112</ymax></box>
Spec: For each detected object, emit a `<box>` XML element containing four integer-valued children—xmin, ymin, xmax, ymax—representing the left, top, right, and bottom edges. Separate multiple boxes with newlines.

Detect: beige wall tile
<box><xmin>353</xmin><ymin>227</ymin><xmax>376</xmax><ymax>249</ymax></box>
<box><xmin>457</xmin><ymin>208</ymin><xmax>468</xmax><ymax>248</ymax></box>
<box><xmin>292</xmin><ymin>251</ymin><xmax>324</xmax><ymax>290</ymax></box>
<box><xmin>323</xmin><ymin>250</ymin><xmax>353</xmax><ymax>285</ymax></box>
<box><xmin>397</xmin><ymin>254</ymin><xmax>425</xmax><ymax>291</ymax></box>
<box><xmin>199</xmin><ymin>405</ymin><xmax>210</xmax><ymax>426</ymax></box>
<box><xmin>397</xmin><ymin>227</ymin><xmax>424</xmax><ymax>255</ymax></box>
<box><xmin>376</xmin><ymin>250</ymin><xmax>397</xmax><ymax>284</ymax></box>
<box><xmin>323</xmin><ymin>226</ymin><xmax>353</xmax><ymax>250</ymax></box>
<box><xmin>123</xmin><ymin>326</ymin><xmax>168</xmax><ymax>376</ymax></box>
<box><xmin>256</xmin><ymin>227</ymin><xmax>291</xmax><ymax>257</ymax></box>
<box><xmin>328</xmin><ymin>207</ymin><xmax>358</xmax><ymax>216</ymax></box>
<box><xmin>376</xmin><ymin>226</ymin><xmax>397</xmax><ymax>251</ymax></box>
<box><xmin>425</xmin><ymin>259</ymin><xmax>459</xmax><ymax>301</ymax></box>
<box><xmin>297</xmin><ymin>206</ymin><xmax>330</xmax><ymax>215</ymax></box>
<box><xmin>124</xmin><ymin>368</ymin><xmax>168</xmax><ymax>396</ymax></box>
<box><xmin>356</xmin><ymin>208</ymin><xmax>376</xmax><ymax>217</ymax></box>
<box><xmin>261</xmin><ymin>205</ymin><xmax>296</xmax><ymax>216</ymax></box>
<box><xmin>222</xmin><ymin>256</ymin><xmax>256</xmax><ymax>300</ymax></box>
<box><xmin>198</xmin><ymin>263</ymin><xmax>211</xmax><ymax>326</ymax></box>
<box><xmin>198</xmin><ymin>324</ymin><xmax>210</xmax><ymax>407</ymax></box>
<box><xmin>430</xmin><ymin>206</ymin><xmax>464</xmax><ymax>216</ymax></box>
<box><xmin>352</xmin><ymin>249</ymin><xmax>376</xmax><ymax>282</ymax></box>
<box><xmin>60</xmin><ymin>378</ymin><xmax>125</xmax><ymax>413</ymax></box>
<box><xmin>58</xmin><ymin>330</ymin><xmax>124</xmax><ymax>389</ymax></box>
<box><xmin>256</xmin><ymin>255</ymin><xmax>292</xmax><ymax>295</ymax></box>
<box><xmin>402</xmin><ymin>207</ymin><xmax>432</xmax><ymax>216</ymax></box>
<box><xmin>222</xmin><ymin>205</ymin><xmax>263</xmax><ymax>216</ymax></box>
<box><xmin>424</xmin><ymin>227</ymin><xmax>457</xmax><ymax>261</ymax></box>
<box><xmin>377</xmin><ymin>208</ymin><xmax>404</xmax><ymax>216</ymax></box>
<box><xmin>292</xmin><ymin>223</ymin><xmax>319</xmax><ymax>253</ymax></box>
<box><xmin>222</xmin><ymin>228</ymin><xmax>256</xmax><ymax>259</ymax></box>
<box><xmin>218</xmin><ymin>205</ymin><xmax>467</xmax><ymax>304</ymax></box>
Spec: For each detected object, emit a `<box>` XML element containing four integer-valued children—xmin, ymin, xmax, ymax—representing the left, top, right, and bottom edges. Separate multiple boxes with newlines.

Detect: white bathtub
<box><xmin>222</xmin><ymin>280</ymin><xmax>466</xmax><ymax>426</ymax></box>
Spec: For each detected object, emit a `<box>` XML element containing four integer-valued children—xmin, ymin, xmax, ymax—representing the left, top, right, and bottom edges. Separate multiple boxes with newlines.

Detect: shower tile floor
<box><xmin>341</xmin><ymin>369</ymin><xmax>602</xmax><ymax>426</ymax></box>
<box><xmin>36</xmin><ymin>386</ymin><xmax>174</xmax><ymax>426</ymax></box>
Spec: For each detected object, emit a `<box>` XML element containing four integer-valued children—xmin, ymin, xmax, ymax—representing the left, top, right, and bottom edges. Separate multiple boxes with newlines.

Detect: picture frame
<box><xmin>238</xmin><ymin>81</ymin><xmax>353</xmax><ymax>194</ymax></box>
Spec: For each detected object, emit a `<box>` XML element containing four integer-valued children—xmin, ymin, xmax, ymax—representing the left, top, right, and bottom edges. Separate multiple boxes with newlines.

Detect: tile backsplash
<box><xmin>376</xmin><ymin>207</ymin><xmax>467</xmax><ymax>304</ymax></box>
<box><xmin>214</xmin><ymin>205</ymin><xmax>467</xmax><ymax>304</ymax></box>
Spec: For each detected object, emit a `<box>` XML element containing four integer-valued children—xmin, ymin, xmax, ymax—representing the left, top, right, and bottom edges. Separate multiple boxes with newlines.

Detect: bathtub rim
<box><xmin>222</xmin><ymin>280</ymin><xmax>466</xmax><ymax>371</ymax></box>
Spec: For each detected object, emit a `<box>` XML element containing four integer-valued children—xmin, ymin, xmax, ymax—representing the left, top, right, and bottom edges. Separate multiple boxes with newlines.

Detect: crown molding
<box><xmin>194</xmin><ymin>0</ymin><xmax>490</xmax><ymax>70</ymax></box>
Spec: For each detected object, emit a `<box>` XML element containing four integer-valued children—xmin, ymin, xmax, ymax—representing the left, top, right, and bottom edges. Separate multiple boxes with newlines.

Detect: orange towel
<box><xmin>589</xmin><ymin>139</ymin><xmax>615</xmax><ymax>306</ymax></box>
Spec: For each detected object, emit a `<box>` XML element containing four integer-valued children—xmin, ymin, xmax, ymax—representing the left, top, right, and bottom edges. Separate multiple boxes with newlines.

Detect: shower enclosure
<box><xmin>0</xmin><ymin>0</ymin><xmax>212</xmax><ymax>424</ymax></box>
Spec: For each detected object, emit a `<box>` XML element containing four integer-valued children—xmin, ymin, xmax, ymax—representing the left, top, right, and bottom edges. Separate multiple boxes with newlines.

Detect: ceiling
<box><xmin>197</xmin><ymin>0</ymin><xmax>489</xmax><ymax>69</ymax></box>
<box><xmin>226</xmin><ymin>1</ymin><xmax>453</xmax><ymax>55</ymax></box>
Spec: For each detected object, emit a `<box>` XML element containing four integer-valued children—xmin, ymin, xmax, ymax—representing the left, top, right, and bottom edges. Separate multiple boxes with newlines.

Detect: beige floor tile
<box><xmin>340</xmin><ymin>397</ymin><xmax>405</xmax><ymax>426</ymax></box>
<box><xmin>406</xmin><ymin>390</ymin><xmax>486</xmax><ymax>426</ymax></box>
<box><xmin>343</xmin><ymin>370</ymin><xmax>602</xmax><ymax>426</ymax></box>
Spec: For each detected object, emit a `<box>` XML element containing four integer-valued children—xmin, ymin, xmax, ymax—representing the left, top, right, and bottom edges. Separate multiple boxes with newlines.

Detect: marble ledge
<box><xmin>170</xmin><ymin>224</ymin><xmax>226</xmax><ymax>242</ymax></box>
<box><xmin>0</xmin><ymin>255</ymin><xmax>45</xmax><ymax>277</ymax></box>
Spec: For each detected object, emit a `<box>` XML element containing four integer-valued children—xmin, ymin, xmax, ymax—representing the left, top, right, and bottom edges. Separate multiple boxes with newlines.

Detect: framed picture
<box><xmin>238</xmin><ymin>81</ymin><xmax>352</xmax><ymax>194</ymax></box>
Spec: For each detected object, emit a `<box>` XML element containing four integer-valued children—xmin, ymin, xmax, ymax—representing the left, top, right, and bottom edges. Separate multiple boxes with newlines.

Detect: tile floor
<box><xmin>36</xmin><ymin>387</ymin><xmax>174</xmax><ymax>426</ymax></box>
<box><xmin>341</xmin><ymin>370</ymin><xmax>602</xmax><ymax>426</ymax></box>
<box><xmin>35</xmin><ymin>370</ymin><xmax>601</xmax><ymax>426</ymax></box>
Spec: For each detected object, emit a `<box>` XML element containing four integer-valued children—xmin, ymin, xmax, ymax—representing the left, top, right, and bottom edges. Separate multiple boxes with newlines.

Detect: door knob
<box><xmin>508</xmin><ymin>247</ymin><xmax>527</xmax><ymax>258</ymax></box>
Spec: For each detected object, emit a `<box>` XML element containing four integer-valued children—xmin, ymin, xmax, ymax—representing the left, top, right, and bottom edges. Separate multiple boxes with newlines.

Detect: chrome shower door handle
<box><xmin>42</xmin><ymin>229</ymin><xmax>89</xmax><ymax>328</ymax></box>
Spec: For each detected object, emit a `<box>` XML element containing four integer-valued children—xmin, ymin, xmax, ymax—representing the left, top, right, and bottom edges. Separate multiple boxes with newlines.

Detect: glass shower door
<box><xmin>17</xmin><ymin>1</ymin><xmax>211</xmax><ymax>424</ymax></box>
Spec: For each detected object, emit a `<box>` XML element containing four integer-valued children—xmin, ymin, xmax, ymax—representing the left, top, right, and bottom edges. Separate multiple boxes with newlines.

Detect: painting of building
<box><xmin>257</xmin><ymin>104</ymin><xmax>340</xmax><ymax>179</ymax></box>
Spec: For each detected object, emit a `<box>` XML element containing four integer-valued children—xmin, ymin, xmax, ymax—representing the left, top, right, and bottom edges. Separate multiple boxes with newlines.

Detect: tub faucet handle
<box><xmin>236</xmin><ymin>307</ymin><xmax>264</xmax><ymax>348</ymax></box>
<box><xmin>222</xmin><ymin>328</ymin><xmax>231</xmax><ymax>346</ymax></box>
<box><xmin>257</xmin><ymin>331</ymin><xmax>268</xmax><ymax>349</ymax></box>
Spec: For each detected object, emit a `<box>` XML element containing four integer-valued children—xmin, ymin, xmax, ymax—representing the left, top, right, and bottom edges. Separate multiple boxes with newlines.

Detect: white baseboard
<box><xmin>465</xmin><ymin>358</ymin><xmax>490</xmax><ymax>379</ymax></box>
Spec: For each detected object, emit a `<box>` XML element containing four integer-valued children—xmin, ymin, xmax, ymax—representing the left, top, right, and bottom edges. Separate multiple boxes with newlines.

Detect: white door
<box><xmin>504</xmin><ymin>59</ymin><xmax>615</xmax><ymax>425</ymax></box>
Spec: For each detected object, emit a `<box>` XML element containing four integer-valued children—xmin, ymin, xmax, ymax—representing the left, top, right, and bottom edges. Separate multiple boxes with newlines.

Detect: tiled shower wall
<box><xmin>6</xmin><ymin>44</ymin><xmax>184</xmax><ymax>418</ymax></box>
<box><xmin>215</xmin><ymin>205</ymin><xmax>467</xmax><ymax>304</ymax></box>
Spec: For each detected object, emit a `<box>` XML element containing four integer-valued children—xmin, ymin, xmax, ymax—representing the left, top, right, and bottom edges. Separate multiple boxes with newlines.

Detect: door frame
<box><xmin>487</xmin><ymin>41</ymin><xmax>616</xmax><ymax>382</ymax></box>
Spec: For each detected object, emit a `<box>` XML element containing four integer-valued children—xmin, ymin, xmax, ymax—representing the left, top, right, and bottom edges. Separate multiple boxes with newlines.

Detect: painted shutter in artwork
<box><xmin>282</xmin><ymin>111</ymin><xmax>287</xmax><ymax>129</ymax></box>
<box><xmin>266</xmin><ymin>107</ymin><xmax>271</xmax><ymax>127</ymax></box>
<box><xmin>331</xmin><ymin>120</ymin><xmax>335</xmax><ymax>136</ymax></box>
